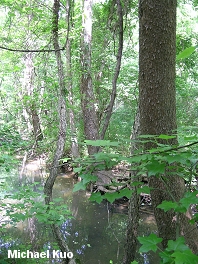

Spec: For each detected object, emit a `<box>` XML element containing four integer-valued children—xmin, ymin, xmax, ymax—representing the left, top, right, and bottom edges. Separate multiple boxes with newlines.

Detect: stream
<box><xmin>0</xmin><ymin>158</ymin><xmax>158</xmax><ymax>264</ymax></box>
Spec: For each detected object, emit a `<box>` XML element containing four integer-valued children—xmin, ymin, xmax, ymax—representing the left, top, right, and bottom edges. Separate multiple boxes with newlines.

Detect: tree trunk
<box><xmin>65</xmin><ymin>0</ymin><xmax>79</xmax><ymax>158</ymax></box>
<box><xmin>80</xmin><ymin>0</ymin><xmax>99</xmax><ymax>155</ymax></box>
<box><xmin>123</xmin><ymin>186</ymin><xmax>140</xmax><ymax>264</ymax></box>
<box><xmin>139</xmin><ymin>0</ymin><xmax>198</xmax><ymax>252</ymax></box>
<box><xmin>44</xmin><ymin>0</ymin><xmax>67</xmax><ymax>205</ymax></box>
<box><xmin>23</xmin><ymin>52</ymin><xmax>43</xmax><ymax>144</ymax></box>
<box><xmin>123</xmin><ymin>111</ymin><xmax>141</xmax><ymax>264</ymax></box>
<box><xmin>99</xmin><ymin>0</ymin><xmax>123</xmax><ymax>140</ymax></box>
<box><xmin>44</xmin><ymin>2</ymin><xmax>75</xmax><ymax>262</ymax></box>
<box><xmin>31</xmin><ymin>107</ymin><xmax>43</xmax><ymax>141</ymax></box>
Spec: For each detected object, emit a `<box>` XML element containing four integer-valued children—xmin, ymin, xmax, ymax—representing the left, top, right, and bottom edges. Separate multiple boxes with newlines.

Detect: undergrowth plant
<box><xmin>72</xmin><ymin>136</ymin><xmax>198</xmax><ymax>264</ymax></box>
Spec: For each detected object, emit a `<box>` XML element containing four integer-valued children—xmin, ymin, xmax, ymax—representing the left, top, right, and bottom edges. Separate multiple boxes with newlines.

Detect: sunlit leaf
<box><xmin>61</xmin><ymin>157</ymin><xmax>71</xmax><ymax>162</ymax></box>
<box><xmin>176</xmin><ymin>46</ymin><xmax>196</xmax><ymax>60</ymax></box>
<box><xmin>158</xmin><ymin>134</ymin><xmax>176</xmax><ymax>140</ymax></box>
<box><xmin>84</xmin><ymin>140</ymin><xmax>119</xmax><ymax>146</ymax></box>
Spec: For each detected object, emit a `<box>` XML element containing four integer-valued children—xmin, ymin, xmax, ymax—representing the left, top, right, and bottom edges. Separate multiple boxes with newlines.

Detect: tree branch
<box><xmin>0</xmin><ymin>45</ymin><xmax>65</xmax><ymax>53</ymax></box>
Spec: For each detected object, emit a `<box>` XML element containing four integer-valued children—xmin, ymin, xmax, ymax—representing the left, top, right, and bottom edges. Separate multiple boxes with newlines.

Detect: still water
<box><xmin>0</xmin><ymin>165</ymin><xmax>157</xmax><ymax>264</ymax></box>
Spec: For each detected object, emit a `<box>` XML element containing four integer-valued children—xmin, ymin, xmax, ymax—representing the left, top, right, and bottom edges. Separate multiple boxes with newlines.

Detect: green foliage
<box><xmin>138</xmin><ymin>233</ymin><xmax>162</xmax><ymax>252</ymax></box>
<box><xmin>157</xmin><ymin>191</ymin><xmax>198</xmax><ymax>214</ymax></box>
<box><xmin>0</xmin><ymin>0</ymin><xmax>198</xmax><ymax>262</ymax></box>
<box><xmin>103</xmin><ymin>188</ymin><xmax>133</xmax><ymax>203</ymax></box>
<box><xmin>146</xmin><ymin>159</ymin><xmax>165</xmax><ymax>176</ymax></box>
<box><xmin>138</xmin><ymin>235</ymin><xmax>198</xmax><ymax>264</ymax></box>
<box><xmin>0</xmin><ymin>124</ymin><xmax>28</xmax><ymax>172</ymax></box>
<box><xmin>1</xmin><ymin>183</ymin><xmax>73</xmax><ymax>227</ymax></box>
<box><xmin>73</xmin><ymin>136</ymin><xmax>198</xmax><ymax>263</ymax></box>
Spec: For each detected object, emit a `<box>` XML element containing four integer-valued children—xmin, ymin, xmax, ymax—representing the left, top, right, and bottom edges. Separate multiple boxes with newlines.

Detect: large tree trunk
<box><xmin>80</xmin><ymin>0</ymin><xmax>99</xmax><ymax>155</ymax></box>
<box><xmin>139</xmin><ymin>0</ymin><xmax>198</xmax><ymax>252</ymax></box>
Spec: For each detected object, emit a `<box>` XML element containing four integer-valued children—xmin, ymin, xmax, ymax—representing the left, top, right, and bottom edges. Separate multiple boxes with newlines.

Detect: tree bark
<box><xmin>44</xmin><ymin>2</ymin><xmax>75</xmax><ymax>262</ymax></box>
<box><xmin>99</xmin><ymin>0</ymin><xmax>123</xmax><ymax>140</ymax></box>
<box><xmin>139</xmin><ymin>0</ymin><xmax>198</xmax><ymax>252</ymax></box>
<box><xmin>44</xmin><ymin>0</ymin><xmax>67</xmax><ymax>206</ymax></box>
<box><xmin>65</xmin><ymin>0</ymin><xmax>79</xmax><ymax>158</ymax></box>
<box><xmin>123</xmin><ymin>186</ymin><xmax>140</xmax><ymax>264</ymax></box>
<box><xmin>23</xmin><ymin>52</ymin><xmax>43</xmax><ymax>144</ymax></box>
<box><xmin>123</xmin><ymin>111</ymin><xmax>141</xmax><ymax>264</ymax></box>
<box><xmin>80</xmin><ymin>0</ymin><xmax>99</xmax><ymax>155</ymax></box>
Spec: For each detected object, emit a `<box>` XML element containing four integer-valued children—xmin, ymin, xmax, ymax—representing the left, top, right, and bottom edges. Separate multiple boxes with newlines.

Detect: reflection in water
<box><xmin>0</xmin><ymin>168</ymin><xmax>158</xmax><ymax>264</ymax></box>
<box><xmin>54</xmin><ymin>176</ymin><xmax>127</xmax><ymax>263</ymax></box>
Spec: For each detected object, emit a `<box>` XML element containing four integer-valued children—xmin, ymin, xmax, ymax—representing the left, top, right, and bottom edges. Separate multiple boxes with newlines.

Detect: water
<box><xmin>53</xmin><ymin>176</ymin><xmax>128</xmax><ymax>263</ymax></box>
<box><xmin>0</xmin><ymin>165</ymin><xmax>158</xmax><ymax>264</ymax></box>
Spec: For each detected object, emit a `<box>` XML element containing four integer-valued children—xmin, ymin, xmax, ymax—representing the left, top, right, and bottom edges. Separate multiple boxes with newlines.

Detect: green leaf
<box><xmin>84</xmin><ymin>140</ymin><xmax>119</xmax><ymax>147</ymax></box>
<box><xmin>13</xmin><ymin>65</ymin><xmax>21</xmax><ymax>72</ymax></box>
<box><xmin>165</xmin><ymin>154</ymin><xmax>185</xmax><ymax>164</ymax></box>
<box><xmin>138</xmin><ymin>234</ymin><xmax>162</xmax><ymax>253</ymax></box>
<box><xmin>176</xmin><ymin>46</ymin><xmax>196</xmax><ymax>60</ymax></box>
<box><xmin>137</xmin><ymin>186</ymin><xmax>151</xmax><ymax>194</ymax></box>
<box><xmin>73</xmin><ymin>167</ymin><xmax>82</xmax><ymax>173</ymax></box>
<box><xmin>175</xmin><ymin>205</ymin><xmax>187</xmax><ymax>213</ymax></box>
<box><xmin>157</xmin><ymin>200</ymin><xmax>178</xmax><ymax>212</ymax></box>
<box><xmin>159</xmin><ymin>251</ymin><xmax>173</xmax><ymax>263</ymax></box>
<box><xmin>184</xmin><ymin>135</ymin><xmax>198</xmax><ymax>141</ymax></box>
<box><xmin>179</xmin><ymin>191</ymin><xmax>198</xmax><ymax>210</ymax></box>
<box><xmin>89</xmin><ymin>192</ymin><xmax>104</xmax><ymax>204</ymax></box>
<box><xmin>158</xmin><ymin>134</ymin><xmax>176</xmax><ymax>140</ymax></box>
<box><xmin>73</xmin><ymin>181</ymin><xmax>86</xmax><ymax>192</ymax></box>
<box><xmin>127</xmin><ymin>154</ymin><xmax>150</xmax><ymax>163</ymax></box>
<box><xmin>146</xmin><ymin>160</ymin><xmax>165</xmax><ymax>176</ymax></box>
<box><xmin>93</xmin><ymin>152</ymin><xmax>111</xmax><ymax>161</ymax></box>
<box><xmin>167</xmin><ymin>237</ymin><xmax>189</xmax><ymax>252</ymax></box>
<box><xmin>117</xmin><ymin>188</ymin><xmax>133</xmax><ymax>199</ymax></box>
<box><xmin>131</xmin><ymin>181</ymin><xmax>142</xmax><ymax>187</ymax></box>
<box><xmin>104</xmin><ymin>192</ymin><xmax>120</xmax><ymax>203</ymax></box>
<box><xmin>81</xmin><ymin>174</ymin><xmax>98</xmax><ymax>185</ymax></box>
<box><xmin>61</xmin><ymin>157</ymin><xmax>71</xmax><ymax>162</ymax></box>
<box><xmin>171</xmin><ymin>249</ymin><xmax>198</xmax><ymax>264</ymax></box>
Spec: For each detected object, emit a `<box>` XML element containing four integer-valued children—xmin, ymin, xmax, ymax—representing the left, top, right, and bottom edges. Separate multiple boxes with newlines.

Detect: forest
<box><xmin>0</xmin><ymin>0</ymin><xmax>198</xmax><ymax>263</ymax></box>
